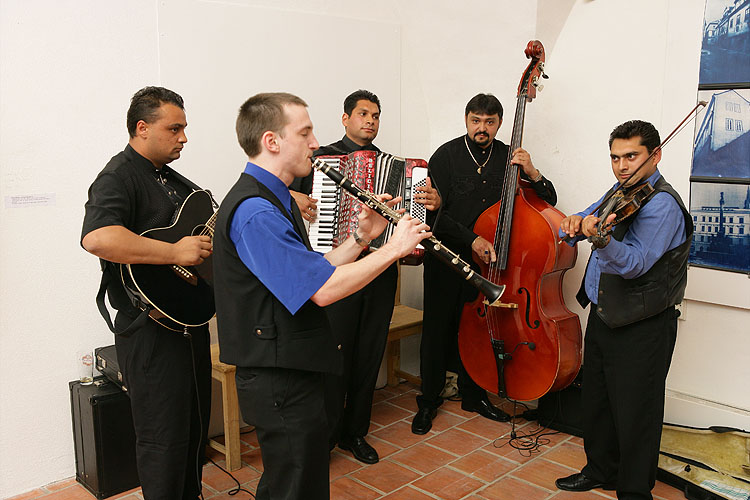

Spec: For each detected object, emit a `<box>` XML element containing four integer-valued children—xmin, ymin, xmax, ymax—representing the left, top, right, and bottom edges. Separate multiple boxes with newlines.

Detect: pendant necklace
<box><xmin>465</xmin><ymin>136</ymin><xmax>493</xmax><ymax>174</ymax></box>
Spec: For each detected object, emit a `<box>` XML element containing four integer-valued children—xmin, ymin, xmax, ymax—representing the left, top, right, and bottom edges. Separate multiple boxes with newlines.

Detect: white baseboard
<box><xmin>665</xmin><ymin>390</ymin><xmax>750</xmax><ymax>431</ymax></box>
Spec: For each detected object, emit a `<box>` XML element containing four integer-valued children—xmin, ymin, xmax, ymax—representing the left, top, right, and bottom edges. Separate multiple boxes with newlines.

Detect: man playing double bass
<box><xmin>412</xmin><ymin>93</ymin><xmax>557</xmax><ymax>434</ymax></box>
<box><xmin>555</xmin><ymin>120</ymin><xmax>693</xmax><ymax>500</ymax></box>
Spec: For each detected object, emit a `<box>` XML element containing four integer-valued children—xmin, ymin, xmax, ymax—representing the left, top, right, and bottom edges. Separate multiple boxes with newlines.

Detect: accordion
<box><xmin>308</xmin><ymin>150</ymin><xmax>428</xmax><ymax>265</ymax></box>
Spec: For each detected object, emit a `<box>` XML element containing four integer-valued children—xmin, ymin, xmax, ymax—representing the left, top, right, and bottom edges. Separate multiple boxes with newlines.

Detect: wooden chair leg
<box><xmin>220</xmin><ymin>372</ymin><xmax>242</xmax><ymax>471</ymax></box>
<box><xmin>387</xmin><ymin>339</ymin><xmax>401</xmax><ymax>387</ymax></box>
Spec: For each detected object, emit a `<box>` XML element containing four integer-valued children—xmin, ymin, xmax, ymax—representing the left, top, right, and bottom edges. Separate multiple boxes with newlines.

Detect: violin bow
<box><xmin>590</xmin><ymin>101</ymin><xmax>707</xmax><ymax>216</ymax></box>
<box><xmin>559</xmin><ymin>101</ymin><xmax>706</xmax><ymax>246</ymax></box>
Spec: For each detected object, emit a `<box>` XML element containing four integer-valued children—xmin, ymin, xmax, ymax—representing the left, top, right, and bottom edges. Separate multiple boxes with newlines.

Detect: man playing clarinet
<box><xmin>213</xmin><ymin>92</ymin><xmax>430</xmax><ymax>500</ymax></box>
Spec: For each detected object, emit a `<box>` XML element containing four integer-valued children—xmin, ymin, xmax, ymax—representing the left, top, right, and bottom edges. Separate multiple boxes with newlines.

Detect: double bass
<box><xmin>458</xmin><ymin>40</ymin><xmax>582</xmax><ymax>402</ymax></box>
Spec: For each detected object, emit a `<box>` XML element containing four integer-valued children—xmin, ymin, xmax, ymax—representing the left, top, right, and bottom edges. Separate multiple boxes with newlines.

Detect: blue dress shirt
<box><xmin>229</xmin><ymin>163</ymin><xmax>335</xmax><ymax>314</ymax></box>
<box><xmin>562</xmin><ymin>170</ymin><xmax>686</xmax><ymax>305</ymax></box>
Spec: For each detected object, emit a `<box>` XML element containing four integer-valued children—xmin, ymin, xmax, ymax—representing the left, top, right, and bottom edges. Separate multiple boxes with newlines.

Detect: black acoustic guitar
<box><xmin>120</xmin><ymin>190</ymin><xmax>216</xmax><ymax>332</ymax></box>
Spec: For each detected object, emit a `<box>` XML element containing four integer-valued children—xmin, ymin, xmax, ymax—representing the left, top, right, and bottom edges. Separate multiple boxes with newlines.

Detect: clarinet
<box><xmin>312</xmin><ymin>159</ymin><xmax>505</xmax><ymax>307</ymax></box>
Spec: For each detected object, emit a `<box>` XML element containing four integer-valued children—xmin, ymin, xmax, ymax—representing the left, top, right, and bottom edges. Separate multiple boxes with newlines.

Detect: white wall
<box><xmin>0</xmin><ymin>1</ymin><xmax>161</xmax><ymax>495</ymax></box>
<box><xmin>1</xmin><ymin>0</ymin><xmax>748</xmax><ymax>497</ymax></box>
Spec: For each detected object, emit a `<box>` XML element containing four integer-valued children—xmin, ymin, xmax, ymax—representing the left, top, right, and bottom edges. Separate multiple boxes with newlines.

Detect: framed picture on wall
<box><xmin>692</xmin><ymin>89</ymin><xmax>750</xmax><ymax>181</ymax></box>
<box><xmin>698</xmin><ymin>0</ymin><xmax>750</xmax><ymax>87</ymax></box>
<box><xmin>688</xmin><ymin>181</ymin><xmax>750</xmax><ymax>273</ymax></box>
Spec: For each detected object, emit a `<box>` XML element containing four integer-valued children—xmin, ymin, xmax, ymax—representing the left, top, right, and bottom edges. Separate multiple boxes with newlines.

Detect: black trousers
<box><xmin>324</xmin><ymin>263</ymin><xmax>398</xmax><ymax>443</ymax></box>
<box><xmin>580</xmin><ymin>306</ymin><xmax>678</xmax><ymax>500</ymax></box>
<box><xmin>236</xmin><ymin>367</ymin><xmax>329</xmax><ymax>500</ymax></box>
<box><xmin>417</xmin><ymin>254</ymin><xmax>486</xmax><ymax>410</ymax></box>
<box><xmin>114</xmin><ymin>316</ymin><xmax>211</xmax><ymax>500</ymax></box>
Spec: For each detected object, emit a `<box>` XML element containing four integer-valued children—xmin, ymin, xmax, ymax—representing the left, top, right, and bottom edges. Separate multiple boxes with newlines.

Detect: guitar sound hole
<box><xmin>192</xmin><ymin>225</ymin><xmax>210</xmax><ymax>237</ymax></box>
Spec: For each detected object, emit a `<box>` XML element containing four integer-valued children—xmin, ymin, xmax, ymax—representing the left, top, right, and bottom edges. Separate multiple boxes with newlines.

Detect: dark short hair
<box><xmin>608</xmin><ymin>120</ymin><xmax>661</xmax><ymax>153</ymax></box>
<box><xmin>343</xmin><ymin>89</ymin><xmax>381</xmax><ymax>116</ymax></box>
<box><xmin>126</xmin><ymin>86</ymin><xmax>184</xmax><ymax>138</ymax></box>
<box><xmin>236</xmin><ymin>92</ymin><xmax>308</xmax><ymax>158</ymax></box>
<box><xmin>465</xmin><ymin>93</ymin><xmax>503</xmax><ymax>120</ymax></box>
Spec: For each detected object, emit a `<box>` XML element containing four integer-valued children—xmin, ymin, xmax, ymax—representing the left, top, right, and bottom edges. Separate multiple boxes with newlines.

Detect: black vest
<box><xmin>213</xmin><ymin>173</ymin><xmax>342</xmax><ymax>374</ymax></box>
<box><xmin>577</xmin><ymin>176</ymin><xmax>694</xmax><ymax>328</ymax></box>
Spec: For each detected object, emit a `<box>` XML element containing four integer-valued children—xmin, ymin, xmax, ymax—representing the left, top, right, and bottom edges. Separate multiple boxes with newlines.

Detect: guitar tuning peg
<box><xmin>542</xmin><ymin>73</ymin><xmax>549</xmax><ymax>79</ymax></box>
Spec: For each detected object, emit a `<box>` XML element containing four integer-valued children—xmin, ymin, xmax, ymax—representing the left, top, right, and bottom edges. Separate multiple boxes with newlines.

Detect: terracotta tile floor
<box><xmin>11</xmin><ymin>382</ymin><xmax>685</xmax><ymax>500</ymax></box>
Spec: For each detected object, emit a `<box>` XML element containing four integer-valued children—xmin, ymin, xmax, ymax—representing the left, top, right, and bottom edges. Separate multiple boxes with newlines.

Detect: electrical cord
<box><xmin>187</xmin><ymin>331</ymin><xmax>258</xmax><ymax>498</ymax></box>
<box><xmin>492</xmin><ymin>399</ymin><xmax>561</xmax><ymax>457</ymax></box>
<box><xmin>207</xmin><ymin>457</ymin><xmax>256</xmax><ymax>498</ymax></box>
<box><xmin>185</xmin><ymin>330</ymin><xmax>206</xmax><ymax>500</ymax></box>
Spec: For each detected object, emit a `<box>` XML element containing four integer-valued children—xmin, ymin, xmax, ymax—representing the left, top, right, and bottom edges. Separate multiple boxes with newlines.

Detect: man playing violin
<box><xmin>556</xmin><ymin>120</ymin><xmax>693</xmax><ymax>500</ymax></box>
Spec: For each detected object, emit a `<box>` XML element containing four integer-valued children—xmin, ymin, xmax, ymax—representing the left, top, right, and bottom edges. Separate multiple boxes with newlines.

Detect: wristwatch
<box><xmin>353</xmin><ymin>230</ymin><xmax>371</xmax><ymax>248</ymax></box>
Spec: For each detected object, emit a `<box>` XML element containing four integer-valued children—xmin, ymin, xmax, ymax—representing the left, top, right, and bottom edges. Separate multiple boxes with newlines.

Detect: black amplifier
<box><xmin>535</xmin><ymin>367</ymin><xmax>584</xmax><ymax>437</ymax></box>
<box><xmin>95</xmin><ymin>345</ymin><xmax>126</xmax><ymax>392</ymax></box>
<box><xmin>69</xmin><ymin>377</ymin><xmax>139</xmax><ymax>498</ymax></box>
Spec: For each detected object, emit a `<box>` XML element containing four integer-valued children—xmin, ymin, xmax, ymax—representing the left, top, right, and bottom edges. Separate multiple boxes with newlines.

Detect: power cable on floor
<box><xmin>207</xmin><ymin>457</ymin><xmax>256</xmax><ymax>498</ymax></box>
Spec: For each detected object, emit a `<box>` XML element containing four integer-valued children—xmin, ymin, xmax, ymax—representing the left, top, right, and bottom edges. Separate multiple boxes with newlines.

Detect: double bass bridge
<box><xmin>482</xmin><ymin>299</ymin><xmax>518</xmax><ymax>309</ymax></box>
<box><xmin>478</xmin><ymin>298</ymin><xmax>517</xmax><ymax>318</ymax></box>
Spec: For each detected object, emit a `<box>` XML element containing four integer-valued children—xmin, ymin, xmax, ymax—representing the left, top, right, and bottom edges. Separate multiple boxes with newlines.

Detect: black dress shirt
<box><xmin>81</xmin><ymin>144</ymin><xmax>195</xmax><ymax>314</ymax></box>
<box><xmin>428</xmin><ymin>135</ymin><xmax>556</xmax><ymax>255</ymax></box>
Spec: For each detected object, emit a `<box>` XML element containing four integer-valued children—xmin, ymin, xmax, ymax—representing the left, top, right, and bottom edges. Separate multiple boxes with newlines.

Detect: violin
<box><xmin>562</xmin><ymin>101</ymin><xmax>707</xmax><ymax>248</ymax></box>
<box><xmin>588</xmin><ymin>181</ymin><xmax>655</xmax><ymax>248</ymax></box>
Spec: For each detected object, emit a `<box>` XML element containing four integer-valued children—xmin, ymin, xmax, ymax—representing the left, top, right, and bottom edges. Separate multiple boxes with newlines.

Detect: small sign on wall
<box><xmin>4</xmin><ymin>193</ymin><xmax>56</xmax><ymax>208</ymax></box>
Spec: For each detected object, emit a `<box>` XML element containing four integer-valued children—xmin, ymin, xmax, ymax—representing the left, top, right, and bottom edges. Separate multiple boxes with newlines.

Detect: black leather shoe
<box><xmin>555</xmin><ymin>472</ymin><xmax>615</xmax><ymax>491</ymax></box>
<box><xmin>339</xmin><ymin>436</ymin><xmax>379</xmax><ymax>464</ymax></box>
<box><xmin>461</xmin><ymin>398</ymin><xmax>511</xmax><ymax>422</ymax></box>
<box><xmin>411</xmin><ymin>407</ymin><xmax>437</xmax><ymax>435</ymax></box>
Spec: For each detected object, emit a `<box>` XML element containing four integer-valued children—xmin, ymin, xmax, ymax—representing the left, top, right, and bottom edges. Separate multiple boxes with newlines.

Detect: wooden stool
<box><xmin>386</xmin><ymin>304</ymin><xmax>423</xmax><ymax>387</ymax></box>
<box><xmin>208</xmin><ymin>343</ymin><xmax>242</xmax><ymax>471</ymax></box>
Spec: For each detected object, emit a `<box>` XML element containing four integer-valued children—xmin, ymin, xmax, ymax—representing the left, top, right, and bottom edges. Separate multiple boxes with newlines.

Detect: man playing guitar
<box><xmin>81</xmin><ymin>86</ymin><xmax>212</xmax><ymax>499</ymax></box>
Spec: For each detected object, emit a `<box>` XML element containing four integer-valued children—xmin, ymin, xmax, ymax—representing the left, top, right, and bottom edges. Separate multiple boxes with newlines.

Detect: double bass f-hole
<box><xmin>518</xmin><ymin>287</ymin><xmax>540</xmax><ymax>329</ymax></box>
<box><xmin>477</xmin><ymin>303</ymin><xmax>487</xmax><ymax>318</ymax></box>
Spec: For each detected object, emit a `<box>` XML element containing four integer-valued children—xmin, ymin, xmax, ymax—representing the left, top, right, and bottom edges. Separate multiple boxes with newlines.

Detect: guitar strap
<box><xmin>95</xmin><ymin>261</ymin><xmax>150</xmax><ymax>337</ymax></box>
<box><xmin>168</xmin><ymin>168</ymin><xmax>218</xmax><ymax>208</ymax></box>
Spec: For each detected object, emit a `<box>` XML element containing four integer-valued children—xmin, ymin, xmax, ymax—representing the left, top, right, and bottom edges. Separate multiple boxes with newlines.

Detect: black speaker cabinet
<box><xmin>536</xmin><ymin>366</ymin><xmax>584</xmax><ymax>437</ymax></box>
<box><xmin>69</xmin><ymin>377</ymin><xmax>140</xmax><ymax>498</ymax></box>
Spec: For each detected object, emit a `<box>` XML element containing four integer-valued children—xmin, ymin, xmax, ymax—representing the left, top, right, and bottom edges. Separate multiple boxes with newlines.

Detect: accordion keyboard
<box><xmin>308</xmin><ymin>157</ymin><xmax>340</xmax><ymax>253</ymax></box>
<box><xmin>307</xmin><ymin>151</ymin><xmax>428</xmax><ymax>264</ymax></box>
